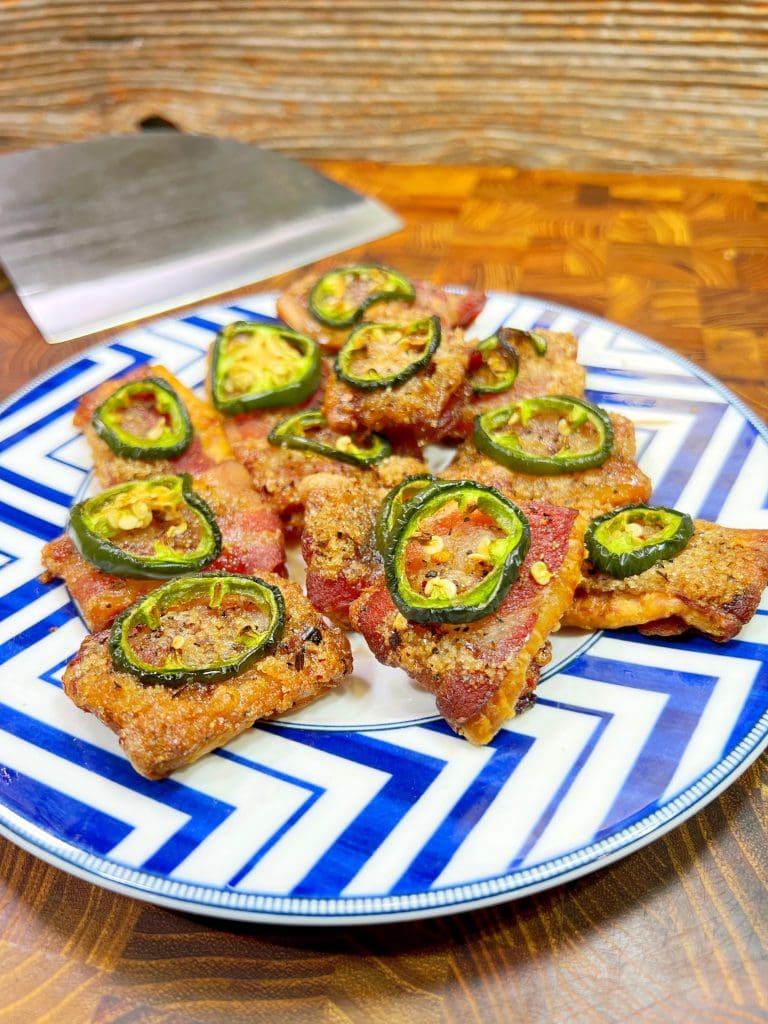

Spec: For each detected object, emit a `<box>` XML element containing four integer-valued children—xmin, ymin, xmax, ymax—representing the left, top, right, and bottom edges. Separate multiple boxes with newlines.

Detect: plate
<box><xmin>1</xmin><ymin>290</ymin><xmax>767</xmax><ymax>925</ymax></box>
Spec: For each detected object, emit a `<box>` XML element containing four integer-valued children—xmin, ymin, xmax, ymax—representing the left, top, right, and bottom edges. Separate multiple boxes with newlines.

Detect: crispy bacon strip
<box><xmin>41</xmin><ymin>462</ymin><xmax>286</xmax><ymax>631</ymax></box>
<box><xmin>349</xmin><ymin>502</ymin><xmax>586</xmax><ymax>744</ymax></box>
<box><xmin>299</xmin><ymin>473</ymin><xmax>385</xmax><ymax>628</ymax></box>
<box><xmin>277</xmin><ymin>266</ymin><xmax>486</xmax><ymax>351</ymax></box>
<box><xmin>323</xmin><ymin>326</ymin><xmax>476</xmax><ymax>445</ymax></box>
<box><xmin>564</xmin><ymin>519</ymin><xmax>768</xmax><ymax>641</ymax></box>
<box><xmin>452</xmin><ymin>329</ymin><xmax>587</xmax><ymax>439</ymax></box>
<box><xmin>62</xmin><ymin>572</ymin><xmax>352</xmax><ymax>779</ymax></box>
<box><xmin>74</xmin><ymin>364</ymin><xmax>233</xmax><ymax>487</ymax></box>
<box><xmin>446</xmin><ymin>412</ymin><xmax>651</xmax><ymax>520</ymax></box>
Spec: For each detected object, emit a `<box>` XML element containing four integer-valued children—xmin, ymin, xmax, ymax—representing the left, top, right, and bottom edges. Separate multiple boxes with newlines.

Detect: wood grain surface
<box><xmin>2</xmin><ymin>2</ymin><xmax>768</xmax><ymax>179</ymax></box>
<box><xmin>0</xmin><ymin>161</ymin><xmax>767</xmax><ymax>1024</ymax></box>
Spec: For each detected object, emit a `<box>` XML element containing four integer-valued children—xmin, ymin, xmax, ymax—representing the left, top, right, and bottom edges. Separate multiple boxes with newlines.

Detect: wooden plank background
<box><xmin>1</xmin><ymin>1</ymin><xmax>767</xmax><ymax>178</ymax></box>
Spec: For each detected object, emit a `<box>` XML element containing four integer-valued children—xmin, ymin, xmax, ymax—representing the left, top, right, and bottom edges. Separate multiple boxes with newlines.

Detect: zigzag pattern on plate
<box><xmin>0</xmin><ymin>293</ymin><xmax>766</xmax><ymax>921</ymax></box>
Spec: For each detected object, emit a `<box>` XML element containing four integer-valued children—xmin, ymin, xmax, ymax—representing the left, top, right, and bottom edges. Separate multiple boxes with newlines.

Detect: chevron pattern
<box><xmin>0</xmin><ymin>291</ymin><xmax>766</xmax><ymax>923</ymax></box>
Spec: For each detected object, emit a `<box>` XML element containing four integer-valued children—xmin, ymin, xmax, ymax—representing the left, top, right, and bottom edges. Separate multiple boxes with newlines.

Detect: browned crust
<box><xmin>62</xmin><ymin>572</ymin><xmax>352</xmax><ymax>779</ymax></box>
<box><xmin>564</xmin><ymin>520</ymin><xmax>768</xmax><ymax>641</ymax></box>
<box><xmin>322</xmin><ymin>326</ymin><xmax>476</xmax><ymax>444</ymax></box>
<box><xmin>446</xmin><ymin>412</ymin><xmax>651</xmax><ymax>520</ymax></box>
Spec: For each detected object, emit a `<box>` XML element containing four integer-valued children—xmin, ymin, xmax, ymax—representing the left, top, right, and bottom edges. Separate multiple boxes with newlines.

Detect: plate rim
<box><xmin>1</xmin><ymin>289</ymin><xmax>766</xmax><ymax>925</ymax></box>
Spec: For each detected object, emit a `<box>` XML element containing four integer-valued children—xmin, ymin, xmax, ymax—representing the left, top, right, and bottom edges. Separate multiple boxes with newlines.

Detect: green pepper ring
<box><xmin>334</xmin><ymin>315</ymin><xmax>442</xmax><ymax>391</ymax></box>
<box><xmin>68</xmin><ymin>474</ymin><xmax>222</xmax><ymax>579</ymax></box>
<box><xmin>210</xmin><ymin>321</ymin><xmax>321</xmax><ymax>414</ymax></box>
<box><xmin>108</xmin><ymin>571</ymin><xmax>286</xmax><ymax>685</ymax></box>
<box><xmin>473</xmin><ymin>395</ymin><xmax>614</xmax><ymax>475</ymax></box>
<box><xmin>374</xmin><ymin>474</ymin><xmax>449</xmax><ymax>556</ymax></box>
<box><xmin>469</xmin><ymin>331</ymin><xmax>520</xmax><ymax>394</ymax></box>
<box><xmin>92</xmin><ymin>376</ymin><xmax>193</xmax><ymax>460</ymax></box>
<box><xmin>308</xmin><ymin>264</ymin><xmax>416</xmax><ymax>328</ymax></box>
<box><xmin>384</xmin><ymin>479</ymin><xmax>531</xmax><ymax>625</ymax></box>
<box><xmin>267</xmin><ymin>409</ymin><xmax>392</xmax><ymax>467</ymax></box>
<box><xmin>585</xmin><ymin>503</ymin><xmax>694</xmax><ymax>579</ymax></box>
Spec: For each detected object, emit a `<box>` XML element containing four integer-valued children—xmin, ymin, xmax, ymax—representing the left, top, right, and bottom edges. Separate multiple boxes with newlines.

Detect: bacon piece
<box><xmin>299</xmin><ymin>473</ymin><xmax>385</xmax><ymax>628</ymax></box>
<box><xmin>62</xmin><ymin>572</ymin><xmax>352</xmax><ymax>779</ymax></box>
<box><xmin>564</xmin><ymin>519</ymin><xmax>768</xmax><ymax>641</ymax></box>
<box><xmin>452</xmin><ymin>329</ymin><xmax>587</xmax><ymax>439</ymax></box>
<box><xmin>74</xmin><ymin>364</ymin><xmax>233</xmax><ymax>487</ymax></box>
<box><xmin>446</xmin><ymin>412</ymin><xmax>651</xmax><ymax>520</ymax></box>
<box><xmin>276</xmin><ymin>265</ymin><xmax>486</xmax><ymax>352</ymax></box>
<box><xmin>40</xmin><ymin>461</ymin><xmax>286</xmax><ymax>632</ymax></box>
<box><xmin>349</xmin><ymin>502</ymin><xmax>586</xmax><ymax>744</ymax></box>
<box><xmin>323</xmin><ymin>326</ymin><xmax>476</xmax><ymax>445</ymax></box>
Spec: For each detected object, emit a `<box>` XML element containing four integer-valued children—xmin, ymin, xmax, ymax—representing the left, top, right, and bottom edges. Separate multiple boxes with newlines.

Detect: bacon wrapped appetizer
<box><xmin>41</xmin><ymin>462</ymin><xmax>286</xmax><ymax>632</ymax></box>
<box><xmin>224</xmin><ymin>404</ymin><xmax>425</xmax><ymax>537</ymax></box>
<box><xmin>564</xmin><ymin>505</ymin><xmax>768</xmax><ymax>641</ymax></box>
<box><xmin>322</xmin><ymin>316</ymin><xmax>477</xmax><ymax>445</ymax></box>
<box><xmin>448</xmin><ymin>396</ymin><xmax>651</xmax><ymax>520</ymax></box>
<box><xmin>276</xmin><ymin>262</ymin><xmax>485</xmax><ymax>352</ymax></box>
<box><xmin>349</xmin><ymin>481</ymin><xmax>586</xmax><ymax>744</ymax></box>
<box><xmin>62</xmin><ymin>571</ymin><xmax>353</xmax><ymax>779</ymax></box>
<box><xmin>452</xmin><ymin>328</ymin><xmax>587</xmax><ymax>439</ymax></box>
<box><xmin>75</xmin><ymin>364</ymin><xmax>233</xmax><ymax>487</ymax></box>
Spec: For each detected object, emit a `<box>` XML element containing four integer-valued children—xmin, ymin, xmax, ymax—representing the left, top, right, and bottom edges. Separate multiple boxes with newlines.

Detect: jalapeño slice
<box><xmin>469</xmin><ymin>331</ymin><xmax>520</xmax><ymax>394</ymax></box>
<box><xmin>334</xmin><ymin>316</ymin><xmax>441</xmax><ymax>390</ymax></box>
<box><xmin>211</xmin><ymin>321</ymin><xmax>321</xmax><ymax>414</ymax></box>
<box><xmin>473</xmin><ymin>395</ymin><xmax>614</xmax><ymax>475</ymax></box>
<box><xmin>68</xmin><ymin>475</ymin><xmax>222</xmax><ymax>579</ymax></box>
<box><xmin>585</xmin><ymin>503</ymin><xmax>694</xmax><ymax>579</ymax></box>
<box><xmin>504</xmin><ymin>327</ymin><xmax>548</xmax><ymax>356</ymax></box>
<box><xmin>92</xmin><ymin>377</ymin><xmax>192</xmax><ymax>460</ymax></box>
<box><xmin>109</xmin><ymin>572</ymin><xmax>285</xmax><ymax>685</ymax></box>
<box><xmin>308</xmin><ymin>264</ymin><xmax>416</xmax><ymax>328</ymax></box>
<box><xmin>384</xmin><ymin>480</ymin><xmax>531</xmax><ymax>625</ymax></box>
<box><xmin>374</xmin><ymin>474</ymin><xmax>442</xmax><ymax>555</ymax></box>
<box><xmin>267</xmin><ymin>409</ymin><xmax>391</xmax><ymax>467</ymax></box>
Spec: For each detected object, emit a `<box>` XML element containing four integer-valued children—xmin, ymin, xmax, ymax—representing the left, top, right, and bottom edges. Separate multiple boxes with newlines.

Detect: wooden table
<box><xmin>1</xmin><ymin>161</ymin><xmax>766</xmax><ymax>1023</ymax></box>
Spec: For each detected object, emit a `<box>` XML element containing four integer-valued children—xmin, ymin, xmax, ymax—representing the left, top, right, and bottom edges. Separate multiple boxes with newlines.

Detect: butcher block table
<box><xmin>0</xmin><ymin>160</ymin><xmax>766</xmax><ymax>1023</ymax></box>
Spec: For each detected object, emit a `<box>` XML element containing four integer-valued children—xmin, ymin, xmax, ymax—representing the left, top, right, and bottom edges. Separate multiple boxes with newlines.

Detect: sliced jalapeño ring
<box><xmin>109</xmin><ymin>572</ymin><xmax>285</xmax><ymax>685</ymax></box>
<box><xmin>585</xmin><ymin>503</ymin><xmax>694</xmax><ymax>579</ymax></box>
<box><xmin>210</xmin><ymin>320</ymin><xmax>321</xmax><ymax>414</ymax></box>
<box><xmin>384</xmin><ymin>479</ymin><xmax>531</xmax><ymax>625</ymax></box>
<box><xmin>469</xmin><ymin>330</ymin><xmax>520</xmax><ymax>394</ymax></box>
<box><xmin>473</xmin><ymin>395</ymin><xmax>614</xmax><ymax>475</ymax></box>
<box><xmin>267</xmin><ymin>409</ymin><xmax>391</xmax><ymax>467</ymax></box>
<box><xmin>308</xmin><ymin>264</ymin><xmax>416</xmax><ymax>328</ymax></box>
<box><xmin>92</xmin><ymin>376</ymin><xmax>193</xmax><ymax>460</ymax></box>
<box><xmin>334</xmin><ymin>316</ymin><xmax>441</xmax><ymax>390</ymax></box>
<box><xmin>374</xmin><ymin>474</ymin><xmax>444</xmax><ymax>555</ymax></box>
<box><xmin>68</xmin><ymin>474</ymin><xmax>222</xmax><ymax>579</ymax></box>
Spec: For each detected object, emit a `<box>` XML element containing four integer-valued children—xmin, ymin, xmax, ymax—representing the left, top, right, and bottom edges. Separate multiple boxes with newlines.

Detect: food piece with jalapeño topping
<box><xmin>68</xmin><ymin>475</ymin><xmax>222</xmax><ymax>579</ymax></box>
<box><xmin>384</xmin><ymin>480</ymin><xmax>531</xmax><ymax>624</ymax></box>
<box><xmin>108</xmin><ymin>572</ymin><xmax>285</xmax><ymax>685</ymax></box>
<box><xmin>585</xmin><ymin>503</ymin><xmax>694</xmax><ymax>579</ymax></box>
<box><xmin>92</xmin><ymin>377</ymin><xmax>193</xmax><ymax>460</ymax></box>
<box><xmin>473</xmin><ymin>395</ymin><xmax>614</xmax><ymax>475</ymax></box>
<box><xmin>309</xmin><ymin>265</ymin><xmax>416</xmax><ymax>328</ymax></box>
<box><xmin>210</xmin><ymin>321</ymin><xmax>321</xmax><ymax>414</ymax></box>
<box><xmin>267</xmin><ymin>409</ymin><xmax>391</xmax><ymax>467</ymax></box>
<box><xmin>334</xmin><ymin>316</ymin><xmax>441</xmax><ymax>390</ymax></box>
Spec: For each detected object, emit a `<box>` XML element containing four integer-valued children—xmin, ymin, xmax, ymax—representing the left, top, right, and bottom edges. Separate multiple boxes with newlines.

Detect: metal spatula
<box><xmin>0</xmin><ymin>133</ymin><xmax>402</xmax><ymax>343</ymax></box>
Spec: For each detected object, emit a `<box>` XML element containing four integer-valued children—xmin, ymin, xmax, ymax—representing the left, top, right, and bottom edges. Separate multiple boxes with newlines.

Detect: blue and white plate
<box><xmin>1</xmin><ymin>291</ymin><xmax>766</xmax><ymax>925</ymax></box>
